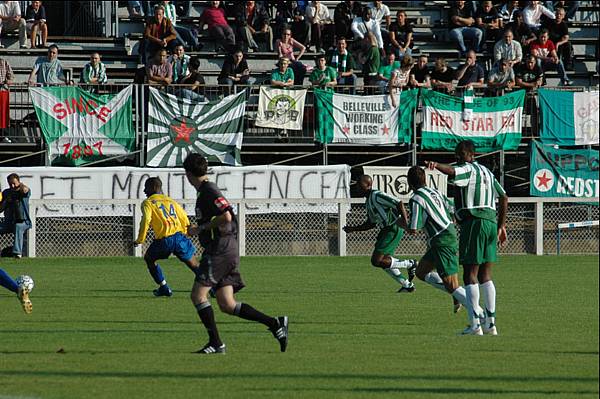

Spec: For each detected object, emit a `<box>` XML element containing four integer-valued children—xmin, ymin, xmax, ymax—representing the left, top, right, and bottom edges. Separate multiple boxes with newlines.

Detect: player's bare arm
<box><xmin>396</xmin><ymin>201</ymin><xmax>412</xmax><ymax>233</ymax></box>
<box><xmin>497</xmin><ymin>195</ymin><xmax>509</xmax><ymax>246</ymax></box>
<box><xmin>424</xmin><ymin>161</ymin><xmax>456</xmax><ymax>178</ymax></box>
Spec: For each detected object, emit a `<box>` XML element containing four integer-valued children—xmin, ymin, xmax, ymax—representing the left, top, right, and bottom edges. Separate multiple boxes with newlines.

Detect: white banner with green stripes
<box><xmin>146</xmin><ymin>88</ymin><xmax>246</xmax><ymax>167</ymax></box>
<box><xmin>421</xmin><ymin>89</ymin><xmax>525</xmax><ymax>151</ymax></box>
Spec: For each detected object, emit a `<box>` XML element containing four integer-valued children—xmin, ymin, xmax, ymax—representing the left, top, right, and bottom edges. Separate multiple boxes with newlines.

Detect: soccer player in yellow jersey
<box><xmin>135</xmin><ymin>177</ymin><xmax>199</xmax><ymax>297</ymax></box>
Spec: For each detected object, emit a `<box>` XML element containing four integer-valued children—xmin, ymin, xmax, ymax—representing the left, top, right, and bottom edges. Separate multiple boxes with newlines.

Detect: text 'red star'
<box><xmin>536</xmin><ymin>171</ymin><xmax>552</xmax><ymax>189</ymax></box>
<box><xmin>173</xmin><ymin>120</ymin><xmax>194</xmax><ymax>143</ymax></box>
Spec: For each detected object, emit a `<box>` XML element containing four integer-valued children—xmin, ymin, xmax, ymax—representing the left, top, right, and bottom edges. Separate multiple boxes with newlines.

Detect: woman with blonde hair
<box><xmin>388</xmin><ymin>54</ymin><xmax>413</xmax><ymax>107</ymax></box>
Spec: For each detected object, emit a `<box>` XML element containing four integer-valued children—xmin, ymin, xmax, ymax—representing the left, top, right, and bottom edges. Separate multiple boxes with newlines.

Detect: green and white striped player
<box><xmin>427</xmin><ymin>140</ymin><xmax>508</xmax><ymax>336</ymax></box>
<box><xmin>343</xmin><ymin>175</ymin><xmax>417</xmax><ymax>293</ymax></box>
<box><xmin>397</xmin><ymin>166</ymin><xmax>469</xmax><ymax>316</ymax></box>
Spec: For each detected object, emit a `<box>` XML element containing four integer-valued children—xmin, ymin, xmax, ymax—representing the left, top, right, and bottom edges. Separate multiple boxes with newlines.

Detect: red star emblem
<box><xmin>172</xmin><ymin>120</ymin><xmax>194</xmax><ymax>143</ymax></box>
<box><xmin>536</xmin><ymin>170</ymin><xmax>552</xmax><ymax>189</ymax></box>
<box><xmin>381</xmin><ymin>124</ymin><xmax>390</xmax><ymax>135</ymax></box>
<box><xmin>342</xmin><ymin>126</ymin><xmax>351</xmax><ymax>137</ymax></box>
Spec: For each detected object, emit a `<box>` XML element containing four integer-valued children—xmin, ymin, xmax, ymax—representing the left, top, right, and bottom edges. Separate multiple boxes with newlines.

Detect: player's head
<box><xmin>357</xmin><ymin>174</ymin><xmax>373</xmax><ymax>196</ymax></box>
<box><xmin>407</xmin><ymin>166</ymin><xmax>426</xmax><ymax>191</ymax></box>
<box><xmin>455</xmin><ymin>140</ymin><xmax>475</xmax><ymax>163</ymax></box>
<box><xmin>144</xmin><ymin>177</ymin><xmax>162</xmax><ymax>197</ymax></box>
<box><xmin>183</xmin><ymin>153</ymin><xmax>209</xmax><ymax>188</ymax></box>
<box><xmin>6</xmin><ymin>173</ymin><xmax>20</xmax><ymax>190</ymax></box>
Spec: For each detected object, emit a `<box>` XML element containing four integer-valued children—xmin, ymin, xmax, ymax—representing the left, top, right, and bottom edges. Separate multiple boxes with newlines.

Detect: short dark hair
<box><xmin>48</xmin><ymin>44</ymin><xmax>59</xmax><ymax>52</ymax></box>
<box><xmin>189</xmin><ymin>56</ymin><xmax>201</xmax><ymax>70</ymax></box>
<box><xmin>183</xmin><ymin>153</ymin><xmax>208</xmax><ymax>177</ymax></box>
<box><xmin>6</xmin><ymin>173</ymin><xmax>19</xmax><ymax>182</ymax></box>
<box><xmin>455</xmin><ymin>140</ymin><xmax>476</xmax><ymax>160</ymax></box>
<box><xmin>145</xmin><ymin>177</ymin><xmax>162</xmax><ymax>193</ymax></box>
<box><xmin>407</xmin><ymin>166</ymin><xmax>426</xmax><ymax>189</ymax></box>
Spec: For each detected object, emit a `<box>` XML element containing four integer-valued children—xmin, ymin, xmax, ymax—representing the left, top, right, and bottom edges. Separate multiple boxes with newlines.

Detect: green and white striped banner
<box><xmin>421</xmin><ymin>89</ymin><xmax>525</xmax><ymax>152</ymax></box>
<box><xmin>146</xmin><ymin>88</ymin><xmax>246</xmax><ymax>167</ymax></box>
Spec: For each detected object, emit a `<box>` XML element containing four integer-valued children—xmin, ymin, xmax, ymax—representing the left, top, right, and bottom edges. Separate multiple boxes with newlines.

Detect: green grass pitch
<box><xmin>0</xmin><ymin>255</ymin><xmax>598</xmax><ymax>399</ymax></box>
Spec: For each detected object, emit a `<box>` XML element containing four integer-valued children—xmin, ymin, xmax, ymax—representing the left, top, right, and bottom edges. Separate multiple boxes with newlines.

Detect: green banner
<box><xmin>146</xmin><ymin>88</ymin><xmax>246</xmax><ymax>167</ymax></box>
<box><xmin>421</xmin><ymin>89</ymin><xmax>525</xmax><ymax>152</ymax></box>
<box><xmin>314</xmin><ymin>89</ymin><xmax>417</xmax><ymax>144</ymax></box>
<box><xmin>29</xmin><ymin>85</ymin><xmax>135</xmax><ymax>166</ymax></box>
<box><xmin>530</xmin><ymin>141</ymin><xmax>599</xmax><ymax>198</ymax></box>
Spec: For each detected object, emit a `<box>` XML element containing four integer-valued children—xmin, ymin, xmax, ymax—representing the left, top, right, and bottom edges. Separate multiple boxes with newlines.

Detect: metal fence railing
<box><xmin>0</xmin><ymin>197</ymin><xmax>596</xmax><ymax>258</ymax></box>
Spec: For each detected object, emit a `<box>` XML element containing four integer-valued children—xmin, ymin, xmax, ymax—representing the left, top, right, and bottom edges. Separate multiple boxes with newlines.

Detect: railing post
<box><xmin>338</xmin><ymin>202</ymin><xmax>348</xmax><ymax>256</ymax></box>
<box><xmin>535</xmin><ymin>200</ymin><xmax>544</xmax><ymax>255</ymax></box>
<box><xmin>133</xmin><ymin>205</ymin><xmax>142</xmax><ymax>257</ymax></box>
<box><xmin>27</xmin><ymin>205</ymin><xmax>36</xmax><ymax>258</ymax></box>
<box><xmin>238</xmin><ymin>202</ymin><xmax>246</xmax><ymax>256</ymax></box>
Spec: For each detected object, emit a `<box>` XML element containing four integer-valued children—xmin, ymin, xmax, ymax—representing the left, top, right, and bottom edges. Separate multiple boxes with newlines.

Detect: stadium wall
<box><xmin>0</xmin><ymin>197</ymin><xmax>596</xmax><ymax>258</ymax></box>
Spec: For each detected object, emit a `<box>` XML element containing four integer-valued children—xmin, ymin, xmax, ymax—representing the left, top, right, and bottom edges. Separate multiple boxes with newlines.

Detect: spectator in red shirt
<box><xmin>198</xmin><ymin>1</ymin><xmax>236</xmax><ymax>53</ymax></box>
<box><xmin>531</xmin><ymin>28</ymin><xmax>572</xmax><ymax>86</ymax></box>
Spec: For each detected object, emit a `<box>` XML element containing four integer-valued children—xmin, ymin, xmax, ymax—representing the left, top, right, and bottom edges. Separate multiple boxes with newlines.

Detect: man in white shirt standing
<box><xmin>351</xmin><ymin>7</ymin><xmax>384</xmax><ymax>53</ymax></box>
<box><xmin>0</xmin><ymin>1</ymin><xmax>27</xmax><ymax>48</ymax></box>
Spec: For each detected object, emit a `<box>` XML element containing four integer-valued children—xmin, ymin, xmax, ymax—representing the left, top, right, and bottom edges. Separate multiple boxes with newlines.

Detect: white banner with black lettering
<box><xmin>0</xmin><ymin>165</ymin><xmax>350</xmax><ymax>216</ymax></box>
<box><xmin>362</xmin><ymin>167</ymin><xmax>448</xmax><ymax>201</ymax></box>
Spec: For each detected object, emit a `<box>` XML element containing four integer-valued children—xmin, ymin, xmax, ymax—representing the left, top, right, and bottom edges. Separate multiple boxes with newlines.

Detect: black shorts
<box><xmin>195</xmin><ymin>238</ymin><xmax>245</xmax><ymax>293</ymax></box>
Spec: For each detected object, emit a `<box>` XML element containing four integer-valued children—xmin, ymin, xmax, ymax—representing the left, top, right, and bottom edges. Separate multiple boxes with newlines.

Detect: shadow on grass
<box><xmin>0</xmin><ymin>370</ymin><xmax>597</xmax><ymax>386</ymax></box>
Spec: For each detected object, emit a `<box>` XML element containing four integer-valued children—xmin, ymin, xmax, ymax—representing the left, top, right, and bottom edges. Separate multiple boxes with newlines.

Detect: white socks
<box><xmin>424</xmin><ymin>271</ymin><xmax>446</xmax><ymax>292</ymax></box>
<box><xmin>390</xmin><ymin>257</ymin><xmax>413</xmax><ymax>270</ymax></box>
<box><xmin>424</xmin><ymin>271</ymin><xmax>468</xmax><ymax>307</ymax></box>
<box><xmin>384</xmin><ymin>267</ymin><xmax>410</xmax><ymax>287</ymax></box>
<box><xmin>451</xmin><ymin>286</ymin><xmax>468</xmax><ymax>307</ymax></box>
<box><xmin>465</xmin><ymin>284</ymin><xmax>482</xmax><ymax>328</ymax></box>
<box><xmin>480</xmin><ymin>280</ymin><xmax>496</xmax><ymax>326</ymax></box>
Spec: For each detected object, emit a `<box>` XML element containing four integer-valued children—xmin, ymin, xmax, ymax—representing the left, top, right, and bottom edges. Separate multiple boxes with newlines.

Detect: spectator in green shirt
<box><xmin>310</xmin><ymin>54</ymin><xmax>337</xmax><ymax>91</ymax></box>
<box><xmin>271</xmin><ymin>57</ymin><xmax>295</xmax><ymax>88</ymax></box>
<box><xmin>377</xmin><ymin>52</ymin><xmax>400</xmax><ymax>93</ymax></box>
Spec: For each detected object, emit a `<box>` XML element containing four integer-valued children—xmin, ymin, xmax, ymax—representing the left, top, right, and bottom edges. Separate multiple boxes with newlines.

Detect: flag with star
<box><xmin>530</xmin><ymin>140</ymin><xmax>599</xmax><ymax>198</ymax></box>
<box><xmin>146</xmin><ymin>87</ymin><xmax>246</xmax><ymax>167</ymax></box>
<box><xmin>314</xmin><ymin>89</ymin><xmax>417</xmax><ymax>144</ymax></box>
<box><xmin>29</xmin><ymin>85</ymin><xmax>134</xmax><ymax>166</ymax></box>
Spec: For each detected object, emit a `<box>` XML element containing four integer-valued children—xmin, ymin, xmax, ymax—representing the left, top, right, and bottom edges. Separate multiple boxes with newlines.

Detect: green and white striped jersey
<box><xmin>366</xmin><ymin>189</ymin><xmax>400</xmax><ymax>228</ymax></box>
<box><xmin>452</xmin><ymin>161</ymin><xmax>506</xmax><ymax>221</ymax></box>
<box><xmin>409</xmin><ymin>186</ymin><xmax>454</xmax><ymax>242</ymax></box>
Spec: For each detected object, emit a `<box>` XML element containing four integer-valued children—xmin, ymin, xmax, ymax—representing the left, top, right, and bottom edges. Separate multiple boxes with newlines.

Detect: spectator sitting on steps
<box><xmin>146</xmin><ymin>48</ymin><xmax>173</xmax><ymax>86</ymax></box>
<box><xmin>80</xmin><ymin>52</ymin><xmax>108</xmax><ymax>85</ymax></box>
<box><xmin>0</xmin><ymin>1</ymin><xmax>26</xmax><ymax>48</ymax></box>
<box><xmin>25</xmin><ymin>1</ymin><xmax>46</xmax><ymax>49</ymax></box>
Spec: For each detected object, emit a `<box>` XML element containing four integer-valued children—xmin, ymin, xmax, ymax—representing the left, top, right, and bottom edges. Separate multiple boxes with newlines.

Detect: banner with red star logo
<box><xmin>146</xmin><ymin>88</ymin><xmax>246</xmax><ymax>167</ymax></box>
<box><xmin>530</xmin><ymin>141</ymin><xmax>599</xmax><ymax>198</ymax></box>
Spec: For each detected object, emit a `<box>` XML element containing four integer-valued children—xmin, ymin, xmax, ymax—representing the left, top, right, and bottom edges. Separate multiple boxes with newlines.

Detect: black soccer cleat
<box><xmin>397</xmin><ymin>283</ymin><xmax>416</xmax><ymax>294</ymax></box>
<box><xmin>407</xmin><ymin>259</ymin><xmax>418</xmax><ymax>283</ymax></box>
<box><xmin>270</xmin><ymin>316</ymin><xmax>288</xmax><ymax>352</ymax></box>
<box><xmin>153</xmin><ymin>285</ymin><xmax>173</xmax><ymax>297</ymax></box>
<box><xmin>194</xmin><ymin>343</ymin><xmax>226</xmax><ymax>354</ymax></box>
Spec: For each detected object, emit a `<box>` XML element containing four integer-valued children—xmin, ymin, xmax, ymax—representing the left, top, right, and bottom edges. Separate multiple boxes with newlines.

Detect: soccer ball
<box><xmin>16</xmin><ymin>275</ymin><xmax>34</xmax><ymax>292</ymax></box>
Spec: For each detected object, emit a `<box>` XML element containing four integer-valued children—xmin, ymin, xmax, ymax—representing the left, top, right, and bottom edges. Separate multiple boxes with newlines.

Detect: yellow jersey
<box><xmin>135</xmin><ymin>194</ymin><xmax>190</xmax><ymax>244</ymax></box>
